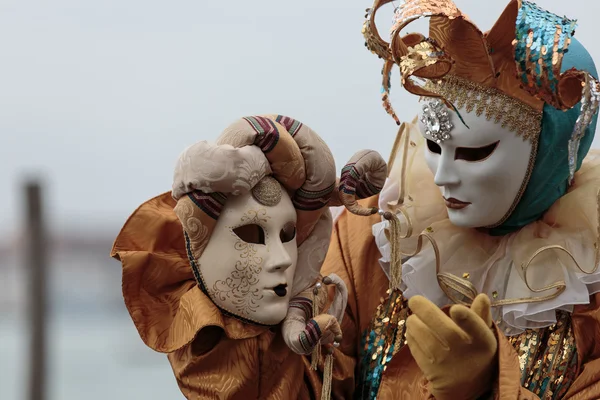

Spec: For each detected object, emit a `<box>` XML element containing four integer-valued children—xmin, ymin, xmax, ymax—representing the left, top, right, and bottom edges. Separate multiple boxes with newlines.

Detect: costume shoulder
<box><xmin>110</xmin><ymin>191</ymin><xmax>264</xmax><ymax>354</ymax></box>
<box><xmin>111</xmin><ymin>192</ymin><xmax>185</xmax><ymax>259</ymax></box>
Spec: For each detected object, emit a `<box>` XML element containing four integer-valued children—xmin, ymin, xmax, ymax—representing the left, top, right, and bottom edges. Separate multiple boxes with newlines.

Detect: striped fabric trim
<box><xmin>339</xmin><ymin>163</ymin><xmax>360</xmax><ymax>195</ymax></box>
<box><xmin>306</xmin><ymin>319</ymin><xmax>322</xmax><ymax>344</ymax></box>
<box><xmin>292</xmin><ymin>182</ymin><xmax>336</xmax><ymax>211</ymax></box>
<box><xmin>188</xmin><ymin>191</ymin><xmax>227</xmax><ymax>220</ymax></box>
<box><xmin>243</xmin><ymin>116</ymin><xmax>280</xmax><ymax>153</ymax></box>
<box><xmin>275</xmin><ymin>115</ymin><xmax>303</xmax><ymax>136</ymax></box>
<box><xmin>356</xmin><ymin>179</ymin><xmax>382</xmax><ymax>199</ymax></box>
<box><xmin>299</xmin><ymin>331</ymin><xmax>312</xmax><ymax>353</ymax></box>
<box><xmin>339</xmin><ymin>163</ymin><xmax>381</xmax><ymax>198</ymax></box>
<box><xmin>184</xmin><ymin>231</ymin><xmax>204</xmax><ymax>287</ymax></box>
<box><xmin>288</xmin><ymin>296</ymin><xmax>313</xmax><ymax>319</ymax></box>
<box><xmin>298</xmin><ymin>319</ymin><xmax>322</xmax><ymax>353</ymax></box>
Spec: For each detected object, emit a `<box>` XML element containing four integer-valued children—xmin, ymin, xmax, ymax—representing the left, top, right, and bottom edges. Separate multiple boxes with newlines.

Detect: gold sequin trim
<box><xmin>423</xmin><ymin>75</ymin><xmax>542</xmax><ymax>145</ymax></box>
<box><xmin>507</xmin><ymin>311</ymin><xmax>578</xmax><ymax>398</ymax></box>
<box><xmin>390</xmin><ymin>0</ymin><xmax>461</xmax><ymax>34</ymax></box>
<box><xmin>362</xmin><ymin>2</ymin><xmax>393</xmax><ymax>61</ymax></box>
<box><xmin>398</xmin><ymin>41</ymin><xmax>452</xmax><ymax>86</ymax></box>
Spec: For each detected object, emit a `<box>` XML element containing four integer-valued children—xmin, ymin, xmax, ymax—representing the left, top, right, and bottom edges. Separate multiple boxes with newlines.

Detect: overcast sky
<box><xmin>2</xmin><ymin>0</ymin><xmax>599</xmax><ymax>240</ymax></box>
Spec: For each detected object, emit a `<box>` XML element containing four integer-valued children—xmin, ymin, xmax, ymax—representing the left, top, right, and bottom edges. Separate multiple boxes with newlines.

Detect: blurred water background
<box><xmin>0</xmin><ymin>237</ymin><xmax>181</xmax><ymax>399</ymax></box>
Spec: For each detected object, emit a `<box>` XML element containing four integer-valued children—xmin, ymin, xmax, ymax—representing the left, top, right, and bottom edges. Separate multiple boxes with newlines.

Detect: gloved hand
<box><xmin>406</xmin><ymin>293</ymin><xmax>498</xmax><ymax>400</ymax></box>
<box><xmin>282</xmin><ymin>286</ymin><xmax>342</xmax><ymax>355</ymax></box>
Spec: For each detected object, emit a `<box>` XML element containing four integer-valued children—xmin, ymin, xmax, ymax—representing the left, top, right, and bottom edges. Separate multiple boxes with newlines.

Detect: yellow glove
<box><xmin>406</xmin><ymin>294</ymin><xmax>497</xmax><ymax>400</ymax></box>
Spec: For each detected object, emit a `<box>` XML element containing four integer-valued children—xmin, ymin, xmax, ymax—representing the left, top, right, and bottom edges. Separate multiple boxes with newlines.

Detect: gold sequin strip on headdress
<box><xmin>513</xmin><ymin>1</ymin><xmax>578</xmax><ymax>110</ymax></box>
<box><xmin>424</xmin><ymin>75</ymin><xmax>543</xmax><ymax>144</ymax></box>
<box><xmin>568</xmin><ymin>74</ymin><xmax>600</xmax><ymax>184</ymax></box>
<box><xmin>362</xmin><ymin>0</ymin><xmax>460</xmax><ymax>125</ymax></box>
<box><xmin>390</xmin><ymin>0</ymin><xmax>460</xmax><ymax>35</ymax></box>
<box><xmin>362</xmin><ymin>0</ymin><xmax>394</xmax><ymax>61</ymax></box>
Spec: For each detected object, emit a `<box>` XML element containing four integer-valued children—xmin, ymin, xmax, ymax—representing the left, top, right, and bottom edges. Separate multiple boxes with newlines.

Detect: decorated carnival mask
<box><xmin>198</xmin><ymin>177</ymin><xmax>299</xmax><ymax>325</ymax></box>
<box><xmin>418</xmin><ymin>100</ymin><xmax>533</xmax><ymax>228</ymax></box>
<box><xmin>365</xmin><ymin>0</ymin><xmax>599</xmax><ymax>235</ymax></box>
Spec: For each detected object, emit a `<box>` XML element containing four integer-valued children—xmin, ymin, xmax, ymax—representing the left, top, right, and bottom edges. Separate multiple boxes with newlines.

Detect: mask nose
<box><xmin>265</xmin><ymin>240</ymin><xmax>293</xmax><ymax>272</ymax></box>
<box><xmin>433</xmin><ymin>151</ymin><xmax>460</xmax><ymax>187</ymax></box>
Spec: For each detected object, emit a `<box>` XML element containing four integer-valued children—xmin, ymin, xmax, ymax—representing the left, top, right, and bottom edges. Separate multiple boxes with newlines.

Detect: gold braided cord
<box><xmin>386</xmin><ymin>213</ymin><xmax>404</xmax><ymax>290</ymax></box>
<box><xmin>384</xmin><ymin>213</ymin><xmax>477</xmax><ymax>306</ymax></box>
<box><xmin>394</xmin><ymin>123</ymin><xmax>411</xmax><ymax>207</ymax></box>
<box><xmin>489</xmin><ymin>245</ymin><xmax>568</xmax><ymax>307</ymax></box>
<box><xmin>310</xmin><ymin>284</ymin><xmax>321</xmax><ymax>371</ymax></box>
<box><xmin>321</xmin><ymin>353</ymin><xmax>334</xmax><ymax>400</ymax></box>
<box><xmin>494</xmin><ymin>189</ymin><xmax>600</xmax><ymax>306</ymax></box>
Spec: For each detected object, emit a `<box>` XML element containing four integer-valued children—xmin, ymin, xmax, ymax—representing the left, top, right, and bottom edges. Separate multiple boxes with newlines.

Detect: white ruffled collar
<box><xmin>373</xmin><ymin>175</ymin><xmax>600</xmax><ymax>336</ymax></box>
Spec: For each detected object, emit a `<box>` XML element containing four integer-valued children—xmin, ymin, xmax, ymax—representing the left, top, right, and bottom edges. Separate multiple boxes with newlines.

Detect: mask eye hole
<box><xmin>233</xmin><ymin>224</ymin><xmax>265</xmax><ymax>245</ymax></box>
<box><xmin>455</xmin><ymin>141</ymin><xmax>499</xmax><ymax>162</ymax></box>
<box><xmin>280</xmin><ymin>222</ymin><xmax>296</xmax><ymax>243</ymax></box>
<box><xmin>426</xmin><ymin>139</ymin><xmax>442</xmax><ymax>154</ymax></box>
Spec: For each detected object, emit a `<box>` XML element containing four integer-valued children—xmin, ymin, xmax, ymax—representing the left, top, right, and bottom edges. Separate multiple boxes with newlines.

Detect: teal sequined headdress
<box><xmin>492</xmin><ymin>2</ymin><xmax>599</xmax><ymax>234</ymax></box>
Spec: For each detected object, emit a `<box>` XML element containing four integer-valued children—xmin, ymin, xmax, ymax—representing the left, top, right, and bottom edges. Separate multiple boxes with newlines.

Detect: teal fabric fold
<box><xmin>490</xmin><ymin>38</ymin><xmax>598</xmax><ymax>236</ymax></box>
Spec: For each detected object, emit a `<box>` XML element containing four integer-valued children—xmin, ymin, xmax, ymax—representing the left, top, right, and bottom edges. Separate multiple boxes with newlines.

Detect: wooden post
<box><xmin>25</xmin><ymin>181</ymin><xmax>47</xmax><ymax>400</ymax></box>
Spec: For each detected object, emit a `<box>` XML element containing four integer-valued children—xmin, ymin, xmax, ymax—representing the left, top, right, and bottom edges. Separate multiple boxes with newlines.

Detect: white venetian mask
<box><xmin>198</xmin><ymin>178</ymin><xmax>298</xmax><ymax>325</ymax></box>
<box><xmin>418</xmin><ymin>99</ymin><xmax>533</xmax><ymax>228</ymax></box>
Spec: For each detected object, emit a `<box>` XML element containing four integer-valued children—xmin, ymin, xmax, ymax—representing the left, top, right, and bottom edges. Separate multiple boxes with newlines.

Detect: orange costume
<box><xmin>324</xmin><ymin>154</ymin><xmax>600</xmax><ymax>399</ymax></box>
<box><xmin>111</xmin><ymin>115</ymin><xmax>386</xmax><ymax>399</ymax></box>
<box><xmin>323</xmin><ymin>0</ymin><xmax>600</xmax><ymax>399</ymax></box>
<box><xmin>112</xmin><ymin>192</ymin><xmax>322</xmax><ymax>399</ymax></box>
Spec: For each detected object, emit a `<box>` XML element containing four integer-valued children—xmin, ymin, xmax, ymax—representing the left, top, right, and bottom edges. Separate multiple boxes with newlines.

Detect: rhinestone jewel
<box><xmin>421</xmin><ymin>99</ymin><xmax>453</xmax><ymax>143</ymax></box>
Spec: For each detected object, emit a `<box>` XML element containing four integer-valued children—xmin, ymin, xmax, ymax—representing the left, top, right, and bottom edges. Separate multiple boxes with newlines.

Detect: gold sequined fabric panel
<box><xmin>485</xmin><ymin>2</ymin><xmax>546</xmax><ymax>113</ymax></box>
<box><xmin>508</xmin><ymin>311</ymin><xmax>578</xmax><ymax>399</ymax></box>
<box><xmin>357</xmin><ymin>290</ymin><xmax>409</xmax><ymax>400</ymax></box>
<box><xmin>358</xmin><ymin>301</ymin><xmax>578</xmax><ymax>399</ymax></box>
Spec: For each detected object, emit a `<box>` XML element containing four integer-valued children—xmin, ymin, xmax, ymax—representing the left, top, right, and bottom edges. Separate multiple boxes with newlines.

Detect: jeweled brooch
<box><xmin>421</xmin><ymin>99</ymin><xmax>453</xmax><ymax>143</ymax></box>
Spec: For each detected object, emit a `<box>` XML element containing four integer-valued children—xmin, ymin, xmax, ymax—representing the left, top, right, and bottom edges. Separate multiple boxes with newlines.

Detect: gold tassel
<box><xmin>321</xmin><ymin>352</ymin><xmax>334</xmax><ymax>400</ymax></box>
<box><xmin>310</xmin><ymin>284</ymin><xmax>321</xmax><ymax>370</ymax></box>
<box><xmin>310</xmin><ymin>342</ymin><xmax>321</xmax><ymax>370</ymax></box>
<box><xmin>384</xmin><ymin>211</ymin><xmax>403</xmax><ymax>290</ymax></box>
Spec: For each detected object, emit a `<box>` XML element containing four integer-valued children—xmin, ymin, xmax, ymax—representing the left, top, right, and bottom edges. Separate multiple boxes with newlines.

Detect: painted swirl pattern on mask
<box><xmin>209</xmin><ymin>208</ymin><xmax>270</xmax><ymax>316</ymax></box>
<box><xmin>209</xmin><ymin>239</ymin><xmax>264</xmax><ymax>316</ymax></box>
<box><xmin>241</xmin><ymin>208</ymin><xmax>270</xmax><ymax>225</ymax></box>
